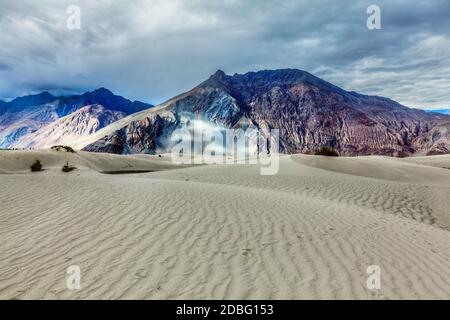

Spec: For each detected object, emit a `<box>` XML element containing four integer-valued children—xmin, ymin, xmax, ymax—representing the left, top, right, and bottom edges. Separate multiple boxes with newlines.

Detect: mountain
<box><xmin>0</xmin><ymin>89</ymin><xmax>152</xmax><ymax>148</ymax></box>
<box><xmin>0</xmin><ymin>100</ymin><xmax>6</xmax><ymax>117</ymax></box>
<box><xmin>81</xmin><ymin>69</ymin><xmax>450</xmax><ymax>156</ymax></box>
<box><xmin>426</xmin><ymin>109</ymin><xmax>449</xmax><ymax>115</ymax></box>
<box><xmin>52</xmin><ymin>88</ymin><xmax>150</xmax><ymax>117</ymax></box>
<box><xmin>2</xmin><ymin>91</ymin><xmax>56</xmax><ymax>114</ymax></box>
<box><xmin>12</xmin><ymin>105</ymin><xmax>127</xmax><ymax>149</ymax></box>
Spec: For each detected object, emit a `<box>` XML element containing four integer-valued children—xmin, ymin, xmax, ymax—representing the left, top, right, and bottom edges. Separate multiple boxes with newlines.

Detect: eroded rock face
<box><xmin>84</xmin><ymin>112</ymin><xmax>180</xmax><ymax>154</ymax></box>
<box><xmin>83</xmin><ymin>69</ymin><xmax>450</xmax><ymax>156</ymax></box>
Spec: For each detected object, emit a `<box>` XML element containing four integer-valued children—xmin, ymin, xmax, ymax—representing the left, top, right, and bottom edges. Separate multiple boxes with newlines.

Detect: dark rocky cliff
<box><xmin>83</xmin><ymin>69</ymin><xmax>450</xmax><ymax>156</ymax></box>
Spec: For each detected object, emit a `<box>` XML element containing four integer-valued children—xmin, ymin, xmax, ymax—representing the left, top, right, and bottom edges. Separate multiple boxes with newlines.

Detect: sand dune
<box><xmin>0</xmin><ymin>150</ymin><xmax>449</xmax><ymax>299</ymax></box>
<box><xmin>0</xmin><ymin>150</ymin><xmax>181</xmax><ymax>174</ymax></box>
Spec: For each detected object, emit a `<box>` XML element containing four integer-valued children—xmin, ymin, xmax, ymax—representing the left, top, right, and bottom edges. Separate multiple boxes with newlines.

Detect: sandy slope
<box><xmin>0</xmin><ymin>151</ymin><xmax>450</xmax><ymax>299</ymax></box>
<box><xmin>0</xmin><ymin>150</ymin><xmax>181</xmax><ymax>174</ymax></box>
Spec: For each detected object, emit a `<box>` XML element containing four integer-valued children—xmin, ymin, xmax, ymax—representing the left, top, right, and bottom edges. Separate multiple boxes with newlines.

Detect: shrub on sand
<box><xmin>30</xmin><ymin>159</ymin><xmax>43</xmax><ymax>172</ymax></box>
<box><xmin>62</xmin><ymin>161</ymin><xmax>76</xmax><ymax>173</ymax></box>
<box><xmin>314</xmin><ymin>147</ymin><xmax>339</xmax><ymax>157</ymax></box>
<box><xmin>51</xmin><ymin>145</ymin><xmax>76</xmax><ymax>153</ymax></box>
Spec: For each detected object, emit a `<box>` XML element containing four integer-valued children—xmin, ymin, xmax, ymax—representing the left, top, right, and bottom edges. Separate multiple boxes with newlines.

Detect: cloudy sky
<box><xmin>0</xmin><ymin>0</ymin><xmax>449</xmax><ymax>109</ymax></box>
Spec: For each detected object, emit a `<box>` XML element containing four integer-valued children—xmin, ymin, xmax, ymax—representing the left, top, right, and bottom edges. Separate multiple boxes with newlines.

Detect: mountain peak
<box><xmin>54</xmin><ymin>88</ymin><xmax>152</xmax><ymax>117</ymax></box>
<box><xmin>82</xmin><ymin>87</ymin><xmax>115</xmax><ymax>99</ymax></box>
<box><xmin>21</xmin><ymin>91</ymin><xmax>55</xmax><ymax>100</ymax></box>
<box><xmin>231</xmin><ymin>69</ymin><xmax>343</xmax><ymax>91</ymax></box>
<box><xmin>199</xmin><ymin>70</ymin><xmax>230</xmax><ymax>89</ymax></box>
<box><xmin>207</xmin><ymin>69</ymin><xmax>228</xmax><ymax>82</ymax></box>
<box><xmin>212</xmin><ymin>69</ymin><xmax>227</xmax><ymax>78</ymax></box>
<box><xmin>91</xmin><ymin>87</ymin><xmax>114</xmax><ymax>96</ymax></box>
<box><xmin>197</xmin><ymin>68</ymin><xmax>348</xmax><ymax>103</ymax></box>
<box><xmin>8</xmin><ymin>91</ymin><xmax>56</xmax><ymax>111</ymax></box>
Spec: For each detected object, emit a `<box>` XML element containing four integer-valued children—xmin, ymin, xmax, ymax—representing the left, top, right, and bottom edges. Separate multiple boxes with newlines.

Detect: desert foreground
<box><xmin>0</xmin><ymin>150</ymin><xmax>450</xmax><ymax>299</ymax></box>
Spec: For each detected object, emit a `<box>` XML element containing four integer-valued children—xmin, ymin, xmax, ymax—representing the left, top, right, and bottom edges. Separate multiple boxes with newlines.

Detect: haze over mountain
<box><xmin>0</xmin><ymin>89</ymin><xmax>152</xmax><ymax>148</ymax></box>
<box><xmin>81</xmin><ymin>69</ymin><xmax>450</xmax><ymax>157</ymax></box>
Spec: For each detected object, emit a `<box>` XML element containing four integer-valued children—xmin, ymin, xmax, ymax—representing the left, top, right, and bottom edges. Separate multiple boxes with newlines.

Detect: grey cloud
<box><xmin>0</xmin><ymin>63</ymin><xmax>12</xmax><ymax>71</ymax></box>
<box><xmin>0</xmin><ymin>0</ymin><xmax>448</xmax><ymax>109</ymax></box>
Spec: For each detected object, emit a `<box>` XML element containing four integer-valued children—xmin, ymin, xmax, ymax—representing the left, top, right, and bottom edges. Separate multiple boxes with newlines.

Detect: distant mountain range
<box><xmin>425</xmin><ymin>109</ymin><xmax>449</xmax><ymax>115</ymax></box>
<box><xmin>1</xmin><ymin>69</ymin><xmax>450</xmax><ymax>156</ymax></box>
<box><xmin>0</xmin><ymin>88</ymin><xmax>152</xmax><ymax>148</ymax></box>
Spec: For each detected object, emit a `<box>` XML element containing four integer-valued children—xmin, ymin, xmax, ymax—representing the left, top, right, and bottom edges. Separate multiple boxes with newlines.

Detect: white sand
<box><xmin>0</xmin><ymin>150</ymin><xmax>450</xmax><ymax>299</ymax></box>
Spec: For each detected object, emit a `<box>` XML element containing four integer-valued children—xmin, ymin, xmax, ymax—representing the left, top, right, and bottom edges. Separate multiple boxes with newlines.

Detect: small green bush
<box><xmin>51</xmin><ymin>145</ymin><xmax>76</xmax><ymax>153</ymax></box>
<box><xmin>62</xmin><ymin>161</ymin><xmax>76</xmax><ymax>173</ymax></box>
<box><xmin>314</xmin><ymin>147</ymin><xmax>339</xmax><ymax>157</ymax></box>
<box><xmin>30</xmin><ymin>159</ymin><xmax>43</xmax><ymax>172</ymax></box>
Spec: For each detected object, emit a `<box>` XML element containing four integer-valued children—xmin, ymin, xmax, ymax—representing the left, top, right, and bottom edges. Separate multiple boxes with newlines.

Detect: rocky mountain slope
<box><xmin>82</xmin><ymin>69</ymin><xmax>450</xmax><ymax>156</ymax></box>
<box><xmin>12</xmin><ymin>105</ymin><xmax>127</xmax><ymax>149</ymax></box>
<box><xmin>0</xmin><ymin>89</ymin><xmax>152</xmax><ymax>148</ymax></box>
